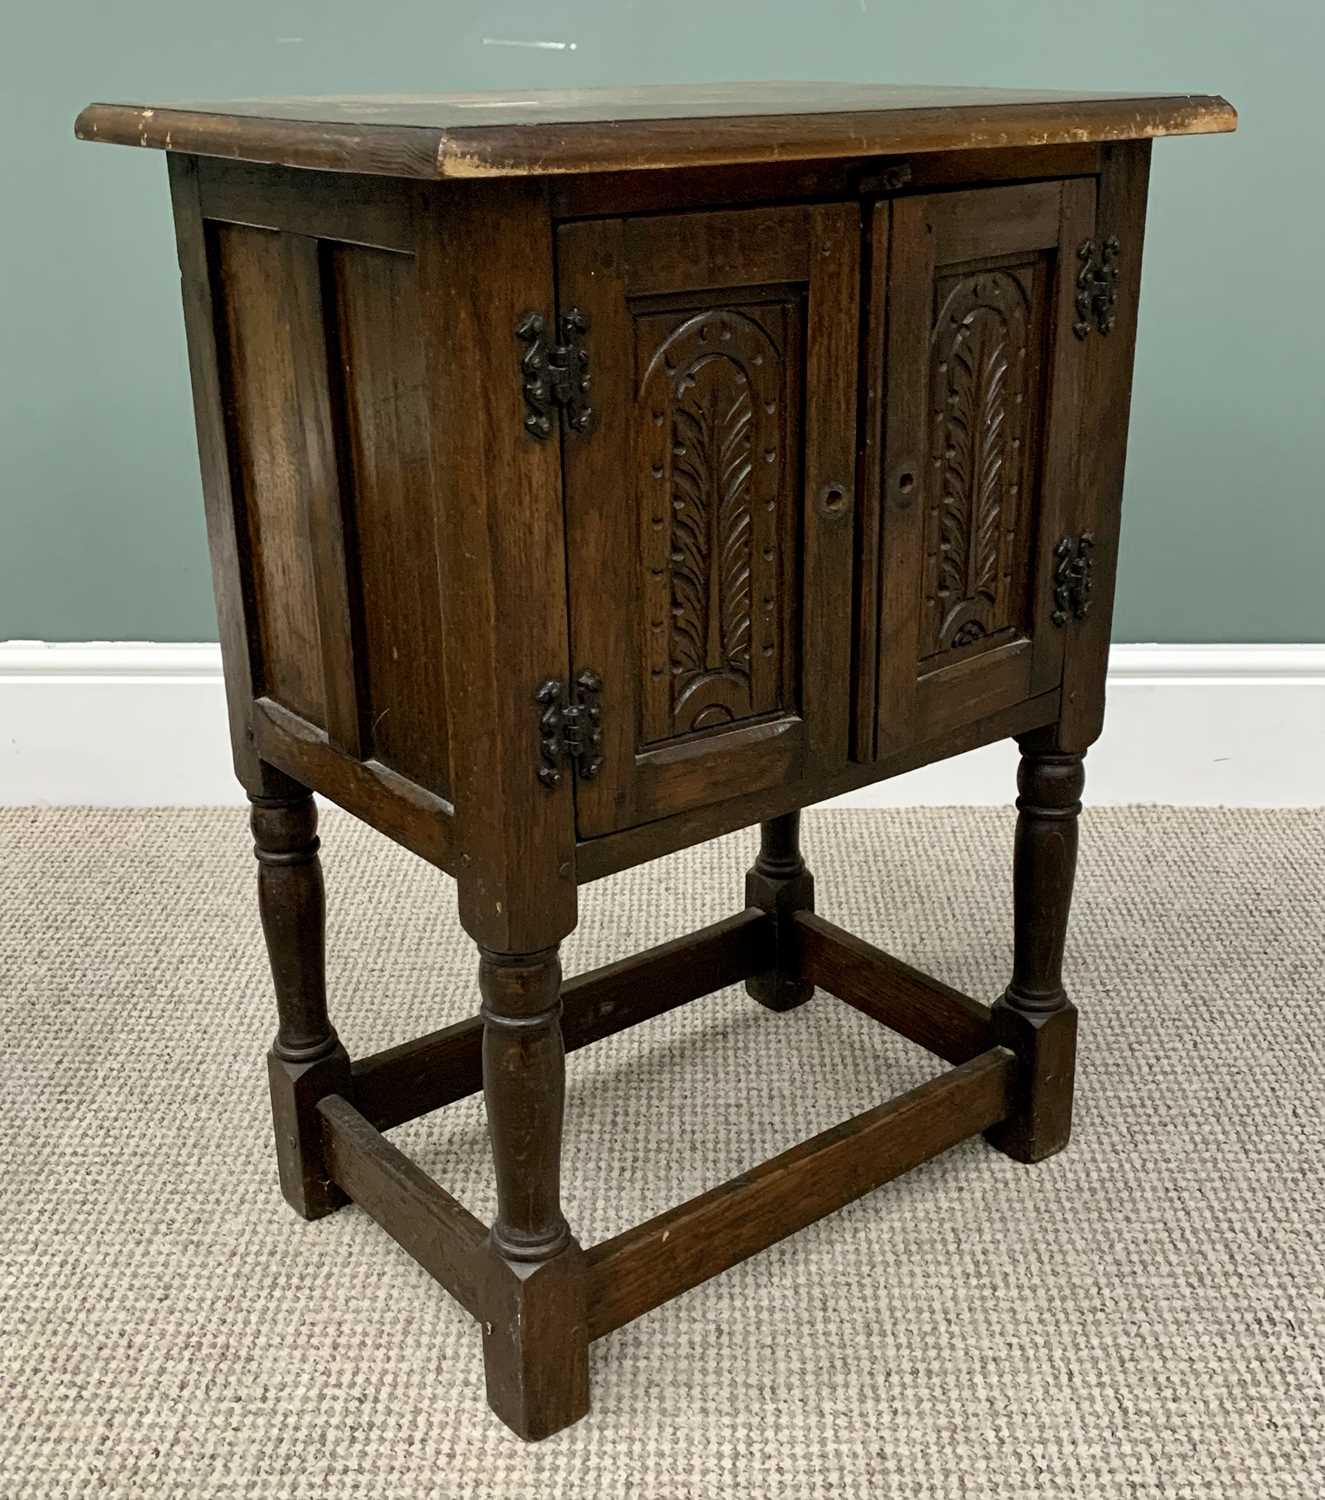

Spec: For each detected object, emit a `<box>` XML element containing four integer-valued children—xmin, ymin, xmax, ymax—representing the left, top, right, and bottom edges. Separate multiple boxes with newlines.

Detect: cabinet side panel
<box><xmin>327</xmin><ymin>242</ymin><xmax>451</xmax><ymax>799</ymax></box>
<box><xmin>1058</xmin><ymin>140</ymin><xmax>1153</xmax><ymax>751</ymax></box>
<box><xmin>168</xmin><ymin>155</ymin><xmax>285</xmax><ymax>795</ymax></box>
<box><xmin>210</xmin><ymin>221</ymin><xmax>326</xmax><ymax>724</ymax></box>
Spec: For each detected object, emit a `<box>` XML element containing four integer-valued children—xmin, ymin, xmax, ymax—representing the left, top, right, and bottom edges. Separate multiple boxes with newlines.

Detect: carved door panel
<box><xmin>560</xmin><ymin>205</ymin><xmax>859</xmax><ymax>838</ymax></box>
<box><xmin>861</xmin><ymin>180</ymin><xmax>1095</xmax><ymax>758</ymax></box>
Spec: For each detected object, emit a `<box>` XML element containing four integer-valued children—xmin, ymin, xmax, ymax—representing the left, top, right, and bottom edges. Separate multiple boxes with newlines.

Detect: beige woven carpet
<box><xmin>3</xmin><ymin>806</ymin><xmax>1322</xmax><ymax>1498</ymax></box>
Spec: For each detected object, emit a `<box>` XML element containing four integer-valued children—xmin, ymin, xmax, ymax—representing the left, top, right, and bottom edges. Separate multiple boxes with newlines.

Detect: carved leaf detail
<box><xmin>670</xmin><ymin>358</ymin><xmax>754</xmax><ymax>694</ymax></box>
<box><xmin>938</xmin><ymin>494</ymin><xmax>968</xmax><ymax>601</ymax></box>
<box><xmin>669</xmin><ymin>400</ymin><xmax>710</xmax><ymax>680</ymax></box>
<box><xmin>965</xmin><ymin>308</ymin><xmax>1008</xmax><ymax>604</ymax></box>
<box><xmin>717</xmin><ymin>381</ymin><xmax>753</xmax><ymax>675</ymax></box>
<box><xmin>925</xmin><ymin>269</ymin><xmax>1034</xmax><ymax>659</ymax></box>
<box><xmin>639</xmin><ymin>306</ymin><xmax>786</xmax><ymax>740</ymax></box>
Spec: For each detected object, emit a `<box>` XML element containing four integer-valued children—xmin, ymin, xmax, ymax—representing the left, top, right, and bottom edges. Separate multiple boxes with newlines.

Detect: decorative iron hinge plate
<box><xmin>535</xmin><ymin>669</ymin><xmax>604</xmax><ymax>788</ymax></box>
<box><xmin>1052</xmin><ymin>533</ymin><xmax>1095</xmax><ymax>626</ymax></box>
<box><xmin>517</xmin><ymin>308</ymin><xmax>593</xmax><ymax>440</ymax></box>
<box><xmin>1074</xmin><ymin>236</ymin><xmax>1121</xmax><ymax>339</ymax></box>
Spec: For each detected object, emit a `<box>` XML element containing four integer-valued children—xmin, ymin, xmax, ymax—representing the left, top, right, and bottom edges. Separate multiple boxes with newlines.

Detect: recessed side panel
<box><xmin>327</xmin><ymin>242</ymin><xmax>451</xmax><ymax>800</ymax></box>
<box><xmin>175</xmin><ymin>162</ymin><xmax>457</xmax><ymax>871</ymax></box>
<box><xmin>210</xmin><ymin>221</ymin><xmax>325</xmax><ymax>725</ymax></box>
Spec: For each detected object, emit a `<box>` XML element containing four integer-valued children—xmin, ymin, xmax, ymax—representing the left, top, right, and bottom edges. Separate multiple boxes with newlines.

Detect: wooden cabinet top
<box><xmin>75</xmin><ymin>81</ymin><xmax>1235</xmax><ymax>180</ymax></box>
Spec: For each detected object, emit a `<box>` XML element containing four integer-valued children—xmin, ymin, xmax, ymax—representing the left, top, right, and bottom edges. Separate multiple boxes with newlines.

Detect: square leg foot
<box><xmin>481</xmin><ymin>1238</ymin><xmax>590</xmax><ymax>1441</ymax></box>
<box><xmin>745</xmin><ymin>861</ymin><xmax>815</xmax><ymax>1014</ymax></box>
<box><xmin>744</xmin><ymin>972</ymin><xmax>815</xmax><ymax>1012</ymax></box>
<box><xmin>268</xmin><ymin>1043</ymin><xmax>351</xmax><ymax>1220</ymax></box>
<box><xmin>983</xmin><ymin>998</ymin><xmax>1078</xmax><ymax>1164</ymax></box>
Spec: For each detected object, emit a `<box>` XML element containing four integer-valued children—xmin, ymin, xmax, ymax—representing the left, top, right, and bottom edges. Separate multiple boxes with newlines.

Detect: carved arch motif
<box><xmin>639</xmin><ymin>307</ymin><xmax>788</xmax><ymax>741</ymax></box>
<box><xmin>924</xmin><ymin>268</ymin><xmax>1035</xmax><ymax>660</ymax></box>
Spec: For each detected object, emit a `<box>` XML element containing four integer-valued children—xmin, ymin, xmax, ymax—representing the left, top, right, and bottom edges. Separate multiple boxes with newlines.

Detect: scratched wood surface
<box><xmin>76</xmin><ymin>83</ymin><xmax>1235</xmax><ymax>179</ymax></box>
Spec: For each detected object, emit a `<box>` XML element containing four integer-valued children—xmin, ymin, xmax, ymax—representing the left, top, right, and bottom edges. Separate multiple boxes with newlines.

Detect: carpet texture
<box><xmin>2</xmin><ymin>806</ymin><xmax>1322</xmax><ymax>1499</ymax></box>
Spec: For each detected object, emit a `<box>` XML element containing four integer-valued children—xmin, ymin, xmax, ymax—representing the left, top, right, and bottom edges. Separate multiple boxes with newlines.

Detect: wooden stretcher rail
<box><xmin>792</xmin><ymin>910</ymin><xmax>993</xmax><ymax>1063</ymax></box>
<box><xmin>351</xmin><ymin>908</ymin><xmax>775</xmax><ymax>1131</ymax></box>
<box><xmin>318</xmin><ymin>1093</ymin><xmax>488</xmax><ymax>1318</ymax></box>
<box><xmin>584</xmin><ymin>1046</ymin><xmax>1016</xmax><ymax>1339</ymax></box>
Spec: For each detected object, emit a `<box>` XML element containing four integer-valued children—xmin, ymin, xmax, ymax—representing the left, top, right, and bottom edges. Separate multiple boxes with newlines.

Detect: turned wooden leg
<box><xmin>745</xmin><ymin>812</ymin><xmax>816</xmax><ymax>1012</ymax></box>
<box><xmin>478</xmin><ymin>944</ymin><xmax>589</xmax><ymax>1440</ymax></box>
<box><xmin>250</xmin><ymin>786</ymin><xmax>351</xmax><ymax>1219</ymax></box>
<box><xmin>985</xmin><ymin>738</ymin><xmax>1084</xmax><ymax>1164</ymax></box>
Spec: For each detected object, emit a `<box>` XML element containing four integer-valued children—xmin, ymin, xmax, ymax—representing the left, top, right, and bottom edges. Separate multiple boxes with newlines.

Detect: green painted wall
<box><xmin>2</xmin><ymin>2</ymin><xmax>1319</xmax><ymax>642</ymax></box>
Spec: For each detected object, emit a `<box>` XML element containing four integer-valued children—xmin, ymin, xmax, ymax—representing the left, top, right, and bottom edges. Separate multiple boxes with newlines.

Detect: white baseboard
<box><xmin>1</xmin><ymin>642</ymin><xmax>1321</xmax><ymax>808</ymax></box>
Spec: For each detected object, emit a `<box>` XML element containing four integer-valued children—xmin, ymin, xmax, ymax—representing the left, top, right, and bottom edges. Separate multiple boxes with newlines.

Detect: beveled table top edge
<box><xmin>75</xmin><ymin>83</ymin><xmax>1237</xmax><ymax>180</ymax></box>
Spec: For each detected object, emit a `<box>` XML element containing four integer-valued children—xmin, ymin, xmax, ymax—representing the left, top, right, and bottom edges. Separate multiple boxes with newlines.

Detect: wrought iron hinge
<box><xmin>1052</xmin><ymin>533</ymin><xmax>1095</xmax><ymax>627</ymax></box>
<box><xmin>535</xmin><ymin>670</ymin><xmax>604</xmax><ymax>788</ymax></box>
<box><xmin>516</xmin><ymin>308</ymin><xmax>593</xmax><ymax>440</ymax></box>
<box><xmin>1074</xmin><ymin>236</ymin><xmax>1121</xmax><ymax>339</ymax></box>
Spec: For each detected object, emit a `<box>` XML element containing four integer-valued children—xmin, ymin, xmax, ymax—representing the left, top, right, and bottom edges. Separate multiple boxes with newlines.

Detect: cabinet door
<box><xmin>560</xmin><ymin>205</ymin><xmax>859</xmax><ymax>838</ymax></box>
<box><xmin>862</xmin><ymin>180</ymin><xmax>1095</xmax><ymax>758</ymax></box>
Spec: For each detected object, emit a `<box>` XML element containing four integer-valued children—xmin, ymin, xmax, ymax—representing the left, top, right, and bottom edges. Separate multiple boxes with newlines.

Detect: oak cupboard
<box><xmin>76</xmin><ymin>82</ymin><xmax>1236</xmax><ymax>1440</ymax></box>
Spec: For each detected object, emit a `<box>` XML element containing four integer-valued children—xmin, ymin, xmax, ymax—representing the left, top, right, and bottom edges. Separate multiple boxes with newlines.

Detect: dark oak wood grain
<box><xmin>327</xmin><ymin>239</ymin><xmax>453</xmax><ymax>796</ymax></box>
<box><xmin>476</xmin><ymin>940</ymin><xmax>589</xmax><ymax>1437</ymax></box>
<box><xmin>559</xmin><ymin>200</ymin><xmax>857</xmax><ymax>838</ymax></box>
<box><xmin>318</xmin><ymin>1092</ymin><xmax>488</xmax><ymax>1314</ymax></box>
<box><xmin>985</xmin><ymin>737</ymin><xmax>1084</xmax><ymax>1163</ymax></box>
<box><xmin>550</xmin><ymin>143</ymin><xmax>1105</xmax><ymax>221</ymax></box>
<box><xmin>251</xmin><ymin>788</ymin><xmax>351</xmax><ymax>1220</ymax></box>
<box><xmin>415</xmin><ymin>178</ymin><xmax>577</xmax><ymax>951</ymax></box>
<box><xmin>480</xmin><ymin>1239</ymin><xmax>590</xmax><ymax>1442</ymax></box>
<box><xmin>351</xmin><ymin>908</ymin><xmax>773</xmax><ymax>1132</ymax></box>
<box><xmin>198</xmin><ymin>158</ymin><xmax>416</xmax><ymax>250</ymax></box>
<box><xmin>167</xmin><ymin>156</ymin><xmax>285</xmax><ymax>797</ymax></box>
<box><xmin>1058</xmin><ymin>140</ymin><xmax>1154</xmax><ymax>752</ymax></box>
<box><xmin>253</xmin><ymin>697</ymin><xmax>455</xmax><ymax>871</ymax></box>
<box><xmin>869</xmin><ymin>179</ymin><xmax>1089</xmax><ymax>757</ymax></box>
<box><xmin>793</xmin><ymin>911</ymin><xmax>993</xmax><ymax>1064</ymax></box>
<box><xmin>574</xmin><ymin>692</ymin><xmax>1062</xmax><ymax>883</ymax></box>
<box><xmin>479</xmin><ymin>945</ymin><xmax>572</xmax><ymax>1263</ymax></box>
<box><xmin>84</xmin><ymin>87</ymin><xmax>1232</xmax><ymax>1441</ymax></box>
<box><xmin>283</xmin><ymin>232</ymin><xmax>363</xmax><ymax>758</ymax></box>
<box><xmin>78</xmin><ymin>84</ymin><xmax>1234</xmax><ymax>179</ymax></box>
<box><xmin>744</xmin><ymin>813</ymin><xmax>816</xmax><ymax>1012</ymax></box>
<box><xmin>211</xmin><ymin>220</ymin><xmax>327</xmax><ymax>725</ymax></box>
<box><xmin>585</xmin><ymin>1047</ymin><xmax>1016</xmax><ymax>1339</ymax></box>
